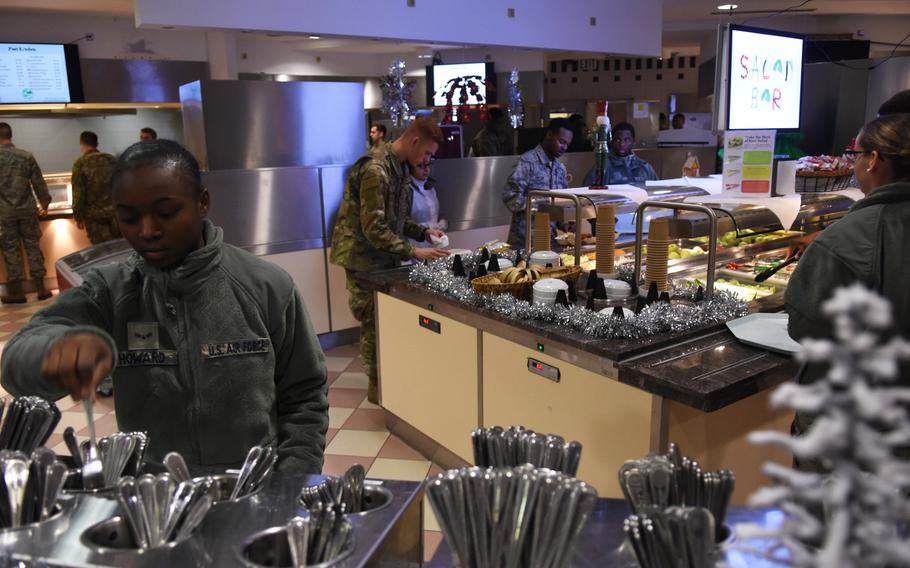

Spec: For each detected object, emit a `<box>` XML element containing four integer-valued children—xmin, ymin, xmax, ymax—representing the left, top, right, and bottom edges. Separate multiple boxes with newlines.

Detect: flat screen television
<box><xmin>725</xmin><ymin>25</ymin><xmax>804</xmax><ymax>131</ymax></box>
<box><xmin>0</xmin><ymin>43</ymin><xmax>84</xmax><ymax>104</ymax></box>
<box><xmin>426</xmin><ymin>62</ymin><xmax>496</xmax><ymax>107</ymax></box>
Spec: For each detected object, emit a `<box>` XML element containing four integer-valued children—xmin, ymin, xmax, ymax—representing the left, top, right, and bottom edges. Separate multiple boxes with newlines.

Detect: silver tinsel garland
<box><xmin>409</xmin><ymin>253</ymin><xmax>748</xmax><ymax>340</ymax></box>
<box><xmin>507</xmin><ymin>68</ymin><xmax>524</xmax><ymax>129</ymax></box>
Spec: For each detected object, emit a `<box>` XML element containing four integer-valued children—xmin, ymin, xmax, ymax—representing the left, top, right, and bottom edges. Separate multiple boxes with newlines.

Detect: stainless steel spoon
<box><xmin>163</xmin><ymin>452</ymin><xmax>191</xmax><ymax>483</ymax></box>
<box><xmin>2</xmin><ymin>457</ymin><xmax>29</xmax><ymax>528</ymax></box>
<box><xmin>287</xmin><ymin>516</ymin><xmax>309</xmax><ymax>567</ymax></box>
<box><xmin>81</xmin><ymin>399</ymin><xmax>104</xmax><ymax>490</ymax></box>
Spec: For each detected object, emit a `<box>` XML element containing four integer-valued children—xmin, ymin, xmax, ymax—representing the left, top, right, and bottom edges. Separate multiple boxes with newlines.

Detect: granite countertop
<box><xmin>358</xmin><ymin>268</ymin><xmax>797</xmax><ymax>412</ymax></box>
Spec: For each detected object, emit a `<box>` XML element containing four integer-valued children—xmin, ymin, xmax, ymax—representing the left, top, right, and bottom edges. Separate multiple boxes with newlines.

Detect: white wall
<box><xmin>136</xmin><ymin>0</ymin><xmax>662</xmax><ymax>56</ymax></box>
<box><xmin>0</xmin><ymin>12</ymin><xmax>207</xmax><ymax>61</ymax></box>
<box><xmin>237</xmin><ymin>38</ymin><xmax>405</xmax><ymax>77</ymax></box>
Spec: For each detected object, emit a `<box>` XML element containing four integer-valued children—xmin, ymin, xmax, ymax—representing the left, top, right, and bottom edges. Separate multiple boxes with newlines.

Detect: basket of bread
<box><xmin>795</xmin><ymin>155</ymin><xmax>853</xmax><ymax>193</ymax></box>
<box><xmin>471</xmin><ymin>261</ymin><xmax>583</xmax><ymax>299</ymax></box>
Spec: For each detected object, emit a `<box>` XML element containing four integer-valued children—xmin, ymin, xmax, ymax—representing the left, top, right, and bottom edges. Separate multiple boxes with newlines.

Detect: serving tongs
<box><xmin>754</xmin><ymin>256</ymin><xmax>798</xmax><ymax>283</ymax></box>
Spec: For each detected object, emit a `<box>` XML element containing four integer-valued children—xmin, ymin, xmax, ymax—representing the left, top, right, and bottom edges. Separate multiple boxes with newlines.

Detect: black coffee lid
<box><xmin>452</xmin><ymin>255</ymin><xmax>466</xmax><ymax>277</ymax></box>
<box><xmin>593</xmin><ymin>277</ymin><xmax>607</xmax><ymax>300</ymax></box>
<box><xmin>646</xmin><ymin>281</ymin><xmax>659</xmax><ymax>304</ymax></box>
<box><xmin>586</xmin><ymin>269</ymin><xmax>598</xmax><ymax>290</ymax></box>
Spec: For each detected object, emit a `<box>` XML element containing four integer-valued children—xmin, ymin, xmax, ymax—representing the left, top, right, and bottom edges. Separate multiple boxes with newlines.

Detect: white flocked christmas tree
<box><xmin>740</xmin><ymin>283</ymin><xmax>910</xmax><ymax>567</ymax></box>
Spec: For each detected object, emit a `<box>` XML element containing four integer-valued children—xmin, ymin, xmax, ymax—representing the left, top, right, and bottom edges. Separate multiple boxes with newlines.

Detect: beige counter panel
<box><xmin>481</xmin><ymin>333</ymin><xmax>654</xmax><ymax>498</ymax></box>
<box><xmin>377</xmin><ymin>293</ymin><xmax>479</xmax><ymax>462</ymax></box>
<box><xmin>665</xmin><ymin>390</ymin><xmax>794</xmax><ymax>505</ymax></box>
<box><xmin>261</xmin><ymin>249</ymin><xmax>331</xmax><ymax>335</ymax></box>
<box><xmin>0</xmin><ymin>217</ymin><xmax>92</xmax><ymax>289</ymax></box>
<box><xmin>326</xmin><ymin>247</ymin><xmax>360</xmax><ymax>332</ymax></box>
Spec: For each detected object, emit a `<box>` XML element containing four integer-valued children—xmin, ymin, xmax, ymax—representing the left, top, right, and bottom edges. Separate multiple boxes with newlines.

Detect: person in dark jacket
<box><xmin>1</xmin><ymin>140</ymin><xmax>329</xmax><ymax>474</ymax></box>
<box><xmin>786</xmin><ymin>113</ymin><xmax>910</xmax><ymax>470</ymax></box>
<box><xmin>787</xmin><ymin>89</ymin><xmax>910</xmax><ymax>259</ymax></box>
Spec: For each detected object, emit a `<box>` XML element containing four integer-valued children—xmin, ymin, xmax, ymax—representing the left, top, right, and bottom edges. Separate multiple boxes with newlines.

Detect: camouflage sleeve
<box><xmin>71</xmin><ymin>159</ymin><xmax>85</xmax><ymax>222</ymax></box>
<box><xmin>404</xmin><ymin>219</ymin><xmax>427</xmax><ymax>242</ymax></box>
<box><xmin>30</xmin><ymin>155</ymin><xmax>51</xmax><ymax>209</ymax></box>
<box><xmin>358</xmin><ymin>164</ymin><xmax>416</xmax><ymax>260</ymax></box>
<box><xmin>502</xmin><ymin>159</ymin><xmax>531</xmax><ymax>213</ymax></box>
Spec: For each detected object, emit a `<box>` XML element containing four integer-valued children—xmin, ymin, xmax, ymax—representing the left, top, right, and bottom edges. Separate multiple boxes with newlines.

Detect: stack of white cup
<box><xmin>532</xmin><ymin>278</ymin><xmax>569</xmax><ymax>305</ymax></box>
<box><xmin>529</xmin><ymin>250</ymin><xmax>561</xmax><ymax>268</ymax></box>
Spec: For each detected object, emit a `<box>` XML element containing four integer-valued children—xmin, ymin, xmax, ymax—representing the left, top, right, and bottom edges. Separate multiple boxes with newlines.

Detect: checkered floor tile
<box><xmin>0</xmin><ymin>291</ymin><xmax>446</xmax><ymax>562</ymax></box>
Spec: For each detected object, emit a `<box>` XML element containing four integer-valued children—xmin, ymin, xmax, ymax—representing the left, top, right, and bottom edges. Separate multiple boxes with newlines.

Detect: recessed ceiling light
<box><xmin>308</xmin><ymin>35</ymin><xmax>321</xmax><ymax>40</ymax></box>
<box><xmin>716</xmin><ymin>4</ymin><xmax>738</xmax><ymax>9</ymax></box>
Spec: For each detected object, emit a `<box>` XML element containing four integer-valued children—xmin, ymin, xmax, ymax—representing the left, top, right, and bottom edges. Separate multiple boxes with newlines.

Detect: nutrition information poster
<box><xmin>722</xmin><ymin>130</ymin><xmax>776</xmax><ymax>196</ymax></box>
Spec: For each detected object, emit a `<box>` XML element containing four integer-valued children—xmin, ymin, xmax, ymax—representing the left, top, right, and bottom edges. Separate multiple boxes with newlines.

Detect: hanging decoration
<box><xmin>379</xmin><ymin>59</ymin><xmax>414</xmax><ymax>127</ymax></box>
<box><xmin>436</xmin><ymin>75</ymin><xmax>493</xmax><ymax>124</ymax></box>
<box><xmin>508</xmin><ymin>68</ymin><xmax>524</xmax><ymax>128</ymax></box>
<box><xmin>408</xmin><ymin>253</ymin><xmax>747</xmax><ymax>340</ymax></box>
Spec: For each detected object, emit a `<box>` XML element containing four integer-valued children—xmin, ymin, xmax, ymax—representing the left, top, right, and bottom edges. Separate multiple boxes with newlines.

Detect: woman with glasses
<box><xmin>787</xmin><ymin>90</ymin><xmax>910</xmax><ymax>259</ymax></box>
<box><xmin>408</xmin><ymin>159</ymin><xmax>447</xmax><ymax>248</ymax></box>
<box><xmin>785</xmin><ymin>113</ymin><xmax>910</xmax><ymax>471</ymax></box>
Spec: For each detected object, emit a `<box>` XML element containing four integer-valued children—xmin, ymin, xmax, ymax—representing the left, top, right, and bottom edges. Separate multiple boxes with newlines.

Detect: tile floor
<box><xmin>0</xmin><ymin>291</ymin><xmax>446</xmax><ymax>563</ymax></box>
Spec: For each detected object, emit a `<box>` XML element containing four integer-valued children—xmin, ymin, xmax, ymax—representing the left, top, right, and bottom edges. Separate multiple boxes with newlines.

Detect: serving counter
<box><xmin>365</xmin><ymin>268</ymin><xmax>795</xmax><ymax>506</ymax></box>
<box><xmin>368</xmin><ymin>186</ymin><xmax>859</xmax><ymax>506</ymax></box>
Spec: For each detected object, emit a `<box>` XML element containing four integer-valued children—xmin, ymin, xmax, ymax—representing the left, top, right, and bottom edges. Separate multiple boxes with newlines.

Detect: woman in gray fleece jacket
<box><xmin>0</xmin><ymin>140</ymin><xmax>329</xmax><ymax>474</ymax></box>
<box><xmin>785</xmin><ymin>114</ymin><xmax>910</xmax><ymax>469</ymax></box>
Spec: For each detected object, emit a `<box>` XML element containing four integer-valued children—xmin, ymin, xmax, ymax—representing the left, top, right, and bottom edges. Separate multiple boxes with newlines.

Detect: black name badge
<box><xmin>200</xmin><ymin>338</ymin><xmax>271</xmax><ymax>359</ymax></box>
<box><xmin>118</xmin><ymin>350</ymin><xmax>178</xmax><ymax>367</ymax></box>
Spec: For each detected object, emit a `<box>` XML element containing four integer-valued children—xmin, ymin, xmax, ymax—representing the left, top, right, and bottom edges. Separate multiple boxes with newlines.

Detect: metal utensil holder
<box><xmin>524</xmin><ymin>190</ymin><xmax>584</xmax><ymax>265</ymax></box>
<box><xmin>633</xmin><ymin>201</ymin><xmax>719</xmax><ymax>300</ymax></box>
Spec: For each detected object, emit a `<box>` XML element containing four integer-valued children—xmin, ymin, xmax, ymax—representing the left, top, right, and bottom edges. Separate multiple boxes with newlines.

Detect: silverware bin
<box><xmin>238</xmin><ymin>523</ymin><xmax>354</xmax><ymax>567</ymax></box>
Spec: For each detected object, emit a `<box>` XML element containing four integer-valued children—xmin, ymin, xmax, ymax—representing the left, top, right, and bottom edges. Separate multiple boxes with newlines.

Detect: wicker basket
<box><xmin>471</xmin><ymin>265</ymin><xmax>583</xmax><ymax>299</ymax></box>
<box><xmin>795</xmin><ymin>169</ymin><xmax>853</xmax><ymax>193</ymax></box>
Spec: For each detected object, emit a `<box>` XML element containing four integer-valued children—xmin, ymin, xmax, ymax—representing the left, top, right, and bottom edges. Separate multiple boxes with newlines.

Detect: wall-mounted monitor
<box><xmin>0</xmin><ymin>43</ymin><xmax>84</xmax><ymax>104</ymax></box>
<box><xmin>426</xmin><ymin>62</ymin><xmax>495</xmax><ymax>106</ymax></box>
<box><xmin>726</xmin><ymin>25</ymin><xmax>804</xmax><ymax>131</ymax></box>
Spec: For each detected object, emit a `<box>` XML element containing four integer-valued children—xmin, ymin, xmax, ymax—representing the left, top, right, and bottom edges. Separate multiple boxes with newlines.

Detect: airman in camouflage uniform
<box><xmin>331</xmin><ymin>118</ymin><xmax>447</xmax><ymax>403</ymax></box>
<box><xmin>331</xmin><ymin>144</ymin><xmax>427</xmax><ymax>402</ymax></box>
<box><xmin>0</xmin><ymin>123</ymin><xmax>52</xmax><ymax>303</ymax></box>
<box><xmin>503</xmin><ymin>119</ymin><xmax>573</xmax><ymax>249</ymax></box>
<box><xmin>72</xmin><ymin>132</ymin><xmax>119</xmax><ymax>244</ymax></box>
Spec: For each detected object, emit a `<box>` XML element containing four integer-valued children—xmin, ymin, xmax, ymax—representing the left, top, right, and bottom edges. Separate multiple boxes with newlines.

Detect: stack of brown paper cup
<box><xmin>595</xmin><ymin>204</ymin><xmax>617</xmax><ymax>275</ymax></box>
<box><xmin>532</xmin><ymin>212</ymin><xmax>551</xmax><ymax>252</ymax></box>
<box><xmin>645</xmin><ymin>217</ymin><xmax>670</xmax><ymax>292</ymax></box>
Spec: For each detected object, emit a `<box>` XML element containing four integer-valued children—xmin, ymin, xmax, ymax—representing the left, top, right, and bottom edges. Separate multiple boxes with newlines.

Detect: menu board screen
<box><xmin>0</xmin><ymin>43</ymin><xmax>82</xmax><ymax>104</ymax></box>
<box><xmin>727</xmin><ymin>26</ymin><xmax>804</xmax><ymax>131</ymax></box>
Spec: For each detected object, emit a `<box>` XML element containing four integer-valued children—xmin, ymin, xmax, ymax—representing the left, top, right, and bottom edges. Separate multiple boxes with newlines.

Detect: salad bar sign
<box><xmin>723</xmin><ymin>130</ymin><xmax>776</xmax><ymax>196</ymax></box>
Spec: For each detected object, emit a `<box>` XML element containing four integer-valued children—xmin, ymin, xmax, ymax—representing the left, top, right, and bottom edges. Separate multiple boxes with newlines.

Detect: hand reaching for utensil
<box><xmin>786</xmin><ymin>231</ymin><xmax>820</xmax><ymax>260</ymax></box>
<box><xmin>41</xmin><ymin>333</ymin><xmax>112</xmax><ymax>401</ymax></box>
<box><xmin>414</xmin><ymin>247</ymin><xmax>448</xmax><ymax>261</ymax></box>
